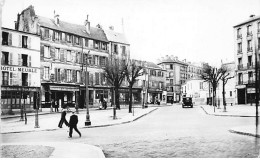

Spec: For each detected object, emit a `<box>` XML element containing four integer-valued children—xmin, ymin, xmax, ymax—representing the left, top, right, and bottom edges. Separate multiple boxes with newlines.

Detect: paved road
<box><xmin>1</xmin><ymin>105</ymin><xmax>260</xmax><ymax>158</ymax></box>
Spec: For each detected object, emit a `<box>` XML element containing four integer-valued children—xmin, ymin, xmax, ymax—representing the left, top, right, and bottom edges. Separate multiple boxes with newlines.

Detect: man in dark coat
<box><xmin>58</xmin><ymin>109</ymin><xmax>68</xmax><ymax>128</ymax></box>
<box><xmin>68</xmin><ymin>110</ymin><xmax>81</xmax><ymax>138</ymax></box>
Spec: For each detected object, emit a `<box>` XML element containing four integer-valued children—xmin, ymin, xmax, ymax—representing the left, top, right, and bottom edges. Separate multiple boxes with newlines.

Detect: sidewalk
<box><xmin>1</xmin><ymin>105</ymin><xmax>159</xmax><ymax>158</ymax></box>
<box><xmin>200</xmin><ymin>104</ymin><xmax>260</xmax><ymax>138</ymax></box>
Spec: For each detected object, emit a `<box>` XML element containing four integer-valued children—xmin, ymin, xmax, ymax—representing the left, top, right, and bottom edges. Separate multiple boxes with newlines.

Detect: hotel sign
<box><xmin>1</xmin><ymin>66</ymin><xmax>38</xmax><ymax>73</ymax></box>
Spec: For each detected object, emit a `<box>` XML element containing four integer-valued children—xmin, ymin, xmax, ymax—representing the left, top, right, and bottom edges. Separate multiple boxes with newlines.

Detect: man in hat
<box><xmin>68</xmin><ymin>110</ymin><xmax>81</xmax><ymax>138</ymax></box>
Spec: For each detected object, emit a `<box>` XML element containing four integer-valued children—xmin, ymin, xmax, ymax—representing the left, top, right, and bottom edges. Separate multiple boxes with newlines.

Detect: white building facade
<box><xmin>1</xmin><ymin>27</ymin><xmax>41</xmax><ymax>114</ymax></box>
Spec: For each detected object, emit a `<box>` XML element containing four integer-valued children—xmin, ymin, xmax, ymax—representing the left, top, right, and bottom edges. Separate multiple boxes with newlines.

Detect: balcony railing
<box><xmin>237</xmin><ymin>64</ymin><xmax>243</xmax><ymax>70</ymax></box>
<box><xmin>247</xmin><ymin>47</ymin><xmax>253</xmax><ymax>52</ymax></box>
<box><xmin>237</xmin><ymin>80</ymin><xmax>243</xmax><ymax>85</ymax></box>
<box><xmin>247</xmin><ymin>63</ymin><xmax>254</xmax><ymax>69</ymax></box>
<box><xmin>237</xmin><ymin>34</ymin><xmax>242</xmax><ymax>39</ymax></box>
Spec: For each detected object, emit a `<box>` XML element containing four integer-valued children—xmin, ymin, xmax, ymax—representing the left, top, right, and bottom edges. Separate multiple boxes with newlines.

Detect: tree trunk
<box><xmin>222</xmin><ymin>79</ymin><xmax>227</xmax><ymax>112</ymax></box>
<box><xmin>115</xmin><ymin>87</ymin><xmax>120</xmax><ymax>110</ymax></box>
<box><xmin>129</xmin><ymin>86</ymin><xmax>133</xmax><ymax>113</ymax></box>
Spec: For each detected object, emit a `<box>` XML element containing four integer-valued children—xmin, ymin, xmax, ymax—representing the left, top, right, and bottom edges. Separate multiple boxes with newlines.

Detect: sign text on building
<box><xmin>1</xmin><ymin>66</ymin><xmax>38</xmax><ymax>73</ymax></box>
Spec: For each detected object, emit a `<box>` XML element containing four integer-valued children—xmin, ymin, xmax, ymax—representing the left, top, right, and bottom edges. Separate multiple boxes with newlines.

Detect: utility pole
<box><xmin>85</xmin><ymin>50</ymin><xmax>91</xmax><ymax>126</ymax></box>
<box><xmin>254</xmin><ymin>38</ymin><xmax>259</xmax><ymax>127</ymax></box>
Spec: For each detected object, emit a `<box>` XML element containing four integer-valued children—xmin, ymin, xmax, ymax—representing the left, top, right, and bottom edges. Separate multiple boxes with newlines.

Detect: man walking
<box><xmin>68</xmin><ymin>110</ymin><xmax>81</xmax><ymax>138</ymax></box>
<box><xmin>58</xmin><ymin>109</ymin><xmax>68</xmax><ymax>128</ymax></box>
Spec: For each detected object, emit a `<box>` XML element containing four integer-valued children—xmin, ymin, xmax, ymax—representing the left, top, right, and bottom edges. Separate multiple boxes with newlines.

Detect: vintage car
<box><xmin>182</xmin><ymin>97</ymin><xmax>193</xmax><ymax>108</ymax></box>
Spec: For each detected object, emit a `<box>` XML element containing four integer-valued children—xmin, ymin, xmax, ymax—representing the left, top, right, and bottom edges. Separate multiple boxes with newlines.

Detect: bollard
<box><xmin>25</xmin><ymin>112</ymin><xmax>27</xmax><ymax>125</ymax></box>
<box><xmin>113</xmin><ymin>106</ymin><xmax>117</xmax><ymax>119</ymax></box>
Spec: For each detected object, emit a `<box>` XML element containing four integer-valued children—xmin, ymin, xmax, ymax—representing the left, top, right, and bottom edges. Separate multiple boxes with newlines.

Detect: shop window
<box><xmin>2</xmin><ymin>72</ymin><xmax>9</xmax><ymax>85</ymax></box>
<box><xmin>22</xmin><ymin>73</ymin><xmax>28</xmax><ymax>86</ymax></box>
<box><xmin>22</xmin><ymin>35</ymin><xmax>28</xmax><ymax>48</ymax></box>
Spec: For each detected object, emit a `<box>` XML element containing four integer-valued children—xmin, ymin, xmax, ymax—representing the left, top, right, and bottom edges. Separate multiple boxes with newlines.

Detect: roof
<box><xmin>145</xmin><ymin>61</ymin><xmax>162</xmax><ymax>70</ymax></box>
<box><xmin>233</xmin><ymin>15</ymin><xmax>260</xmax><ymax>28</ymax></box>
<box><xmin>104</xmin><ymin>29</ymin><xmax>129</xmax><ymax>45</ymax></box>
<box><xmin>2</xmin><ymin>27</ymin><xmax>40</xmax><ymax>37</ymax></box>
<box><xmin>157</xmin><ymin>57</ymin><xmax>188</xmax><ymax>66</ymax></box>
<box><xmin>37</xmin><ymin>16</ymin><xmax>108</xmax><ymax>42</ymax></box>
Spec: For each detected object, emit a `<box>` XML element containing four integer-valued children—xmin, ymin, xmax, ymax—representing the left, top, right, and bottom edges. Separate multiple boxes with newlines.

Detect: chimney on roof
<box><xmin>183</xmin><ymin>59</ymin><xmax>186</xmax><ymax>62</ymax></box>
<box><xmin>250</xmin><ymin>14</ymin><xmax>255</xmax><ymax>18</ymax></box>
<box><xmin>109</xmin><ymin>26</ymin><xmax>114</xmax><ymax>30</ymax></box>
<box><xmin>14</xmin><ymin>21</ymin><xmax>17</xmax><ymax>30</ymax></box>
<box><xmin>84</xmin><ymin>15</ymin><xmax>90</xmax><ymax>34</ymax></box>
<box><xmin>54</xmin><ymin>10</ymin><xmax>60</xmax><ymax>26</ymax></box>
<box><xmin>96</xmin><ymin>24</ymin><xmax>102</xmax><ymax>29</ymax></box>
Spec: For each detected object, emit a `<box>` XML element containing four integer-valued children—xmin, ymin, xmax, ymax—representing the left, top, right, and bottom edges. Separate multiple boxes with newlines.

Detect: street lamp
<box><xmin>34</xmin><ymin>91</ymin><xmax>40</xmax><ymax>128</ymax></box>
<box><xmin>85</xmin><ymin>50</ymin><xmax>91</xmax><ymax>126</ymax></box>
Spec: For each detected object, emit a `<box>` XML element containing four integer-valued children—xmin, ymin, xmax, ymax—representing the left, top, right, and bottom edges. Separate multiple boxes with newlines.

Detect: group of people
<box><xmin>58</xmin><ymin>108</ymin><xmax>81</xmax><ymax>138</ymax></box>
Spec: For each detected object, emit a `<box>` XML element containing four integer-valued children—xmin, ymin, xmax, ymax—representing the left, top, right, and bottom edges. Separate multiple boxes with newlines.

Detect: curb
<box><xmin>200</xmin><ymin>106</ymin><xmax>258</xmax><ymax>117</ymax></box>
<box><xmin>1</xmin><ymin>108</ymin><xmax>158</xmax><ymax>134</ymax></box>
<box><xmin>229</xmin><ymin>129</ymin><xmax>260</xmax><ymax>138</ymax></box>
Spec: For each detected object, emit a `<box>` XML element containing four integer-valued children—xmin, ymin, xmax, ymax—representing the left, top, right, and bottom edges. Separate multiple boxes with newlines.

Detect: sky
<box><xmin>1</xmin><ymin>0</ymin><xmax>260</xmax><ymax>66</ymax></box>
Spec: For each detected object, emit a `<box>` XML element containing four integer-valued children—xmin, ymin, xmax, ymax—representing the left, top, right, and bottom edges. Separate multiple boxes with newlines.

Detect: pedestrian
<box><xmin>68</xmin><ymin>110</ymin><xmax>81</xmax><ymax>138</ymax></box>
<box><xmin>58</xmin><ymin>109</ymin><xmax>69</xmax><ymax>128</ymax></box>
<box><xmin>54</xmin><ymin>100</ymin><xmax>59</xmax><ymax>112</ymax></box>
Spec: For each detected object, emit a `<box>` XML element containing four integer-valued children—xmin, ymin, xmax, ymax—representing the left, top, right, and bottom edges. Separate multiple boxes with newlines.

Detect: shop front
<box><xmin>41</xmin><ymin>84</ymin><xmax>80</xmax><ymax>109</ymax></box>
<box><xmin>79</xmin><ymin>86</ymin><xmax>111</xmax><ymax>108</ymax></box>
<box><xmin>118</xmin><ymin>87</ymin><xmax>142</xmax><ymax>105</ymax></box>
<box><xmin>1</xmin><ymin>86</ymin><xmax>40</xmax><ymax>115</ymax></box>
<box><xmin>147</xmin><ymin>89</ymin><xmax>163</xmax><ymax>104</ymax></box>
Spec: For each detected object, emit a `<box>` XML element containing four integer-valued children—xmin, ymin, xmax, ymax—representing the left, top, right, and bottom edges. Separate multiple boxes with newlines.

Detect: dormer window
<box><xmin>66</xmin><ymin>34</ymin><xmax>72</xmax><ymax>43</ymax></box>
<box><xmin>237</xmin><ymin>28</ymin><xmax>242</xmax><ymax>38</ymax></box>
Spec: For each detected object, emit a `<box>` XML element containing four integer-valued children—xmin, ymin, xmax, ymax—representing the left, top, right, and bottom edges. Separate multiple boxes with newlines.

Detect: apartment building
<box><xmin>234</xmin><ymin>15</ymin><xmax>260</xmax><ymax>104</ymax></box>
<box><xmin>1</xmin><ymin>27</ymin><xmax>41</xmax><ymax>114</ymax></box>
<box><xmin>137</xmin><ymin>61</ymin><xmax>166</xmax><ymax>105</ymax></box>
<box><xmin>187</xmin><ymin>62</ymin><xmax>203</xmax><ymax>80</ymax></box>
<box><xmin>157</xmin><ymin>55</ymin><xmax>188</xmax><ymax>103</ymax></box>
<box><xmin>16</xmin><ymin>5</ymin><xmax>110</xmax><ymax>109</ymax></box>
<box><xmin>103</xmin><ymin>27</ymin><xmax>135</xmax><ymax>104</ymax></box>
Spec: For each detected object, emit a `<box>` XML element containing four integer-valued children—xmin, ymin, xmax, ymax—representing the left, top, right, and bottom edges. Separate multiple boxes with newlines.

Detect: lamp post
<box><xmin>34</xmin><ymin>92</ymin><xmax>40</xmax><ymax>128</ymax></box>
<box><xmin>85</xmin><ymin>50</ymin><xmax>91</xmax><ymax>126</ymax></box>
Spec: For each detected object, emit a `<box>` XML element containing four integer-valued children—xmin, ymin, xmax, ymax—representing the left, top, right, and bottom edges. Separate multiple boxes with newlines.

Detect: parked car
<box><xmin>182</xmin><ymin>97</ymin><xmax>193</xmax><ymax>108</ymax></box>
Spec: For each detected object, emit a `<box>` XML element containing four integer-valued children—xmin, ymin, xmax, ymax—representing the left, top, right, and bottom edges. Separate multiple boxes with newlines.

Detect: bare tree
<box><xmin>219</xmin><ymin>64</ymin><xmax>234</xmax><ymax>112</ymax></box>
<box><xmin>125</xmin><ymin>59</ymin><xmax>143</xmax><ymax>113</ymax></box>
<box><xmin>201</xmin><ymin>64</ymin><xmax>222</xmax><ymax>112</ymax></box>
<box><xmin>103</xmin><ymin>55</ymin><xmax>127</xmax><ymax>110</ymax></box>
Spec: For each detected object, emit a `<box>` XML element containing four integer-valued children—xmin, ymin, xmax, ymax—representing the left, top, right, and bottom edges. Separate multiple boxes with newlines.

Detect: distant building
<box><xmin>157</xmin><ymin>55</ymin><xmax>188</xmax><ymax>103</ymax></box>
<box><xmin>181</xmin><ymin>78</ymin><xmax>209</xmax><ymax>105</ymax></box>
<box><xmin>233</xmin><ymin>15</ymin><xmax>260</xmax><ymax>104</ymax></box>
<box><xmin>186</xmin><ymin>61</ymin><xmax>203</xmax><ymax>80</ymax></box>
<box><xmin>138</xmin><ymin>61</ymin><xmax>167</xmax><ymax>105</ymax></box>
<box><xmin>1</xmin><ymin>27</ymin><xmax>41</xmax><ymax>114</ymax></box>
<box><xmin>216</xmin><ymin>62</ymin><xmax>236</xmax><ymax>106</ymax></box>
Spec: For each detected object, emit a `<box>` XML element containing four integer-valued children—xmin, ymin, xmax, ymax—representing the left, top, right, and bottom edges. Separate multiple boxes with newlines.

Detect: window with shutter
<box><xmin>95</xmin><ymin>72</ymin><xmax>100</xmax><ymax>85</ymax></box>
<box><xmin>28</xmin><ymin>55</ymin><xmax>31</xmax><ymax>67</ymax></box>
<box><xmin>8</xmin><ymin>33</ymin><xmax>12</xmax><ymax>46</ymax></box>
<box><xmin>28</xmin><ymin>37</ymin><xmax>31</xmax><ymax>49</ymax></box>
<box><xmin>64</xmin><ymin>50</ymin><xmax>67</xmax><ymax>62</ymax></box>
<box><xmin>28</xmin><ymin>73</ymin><xmax>31</xmax><ymax>86</ymax></box>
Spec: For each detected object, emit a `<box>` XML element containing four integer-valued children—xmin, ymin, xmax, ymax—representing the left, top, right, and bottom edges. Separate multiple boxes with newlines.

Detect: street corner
<box><xmin>229</xmin><ymin>126</ymin><xmax>260</xmax><ymax>138</ymax></box>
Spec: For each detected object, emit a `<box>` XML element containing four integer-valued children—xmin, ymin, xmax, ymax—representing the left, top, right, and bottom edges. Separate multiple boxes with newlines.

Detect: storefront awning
<box><xmin>49</xmin><ymin>85</ymin><xmax>79</xmax><ymax>91</ymax></box>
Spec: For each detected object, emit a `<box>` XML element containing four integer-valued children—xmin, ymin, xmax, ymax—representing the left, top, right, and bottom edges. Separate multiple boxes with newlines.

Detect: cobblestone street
<box><xmin>2</xmin><ymin>105</ymin><xmax>259</xmax><ymax>158</ymax></box>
